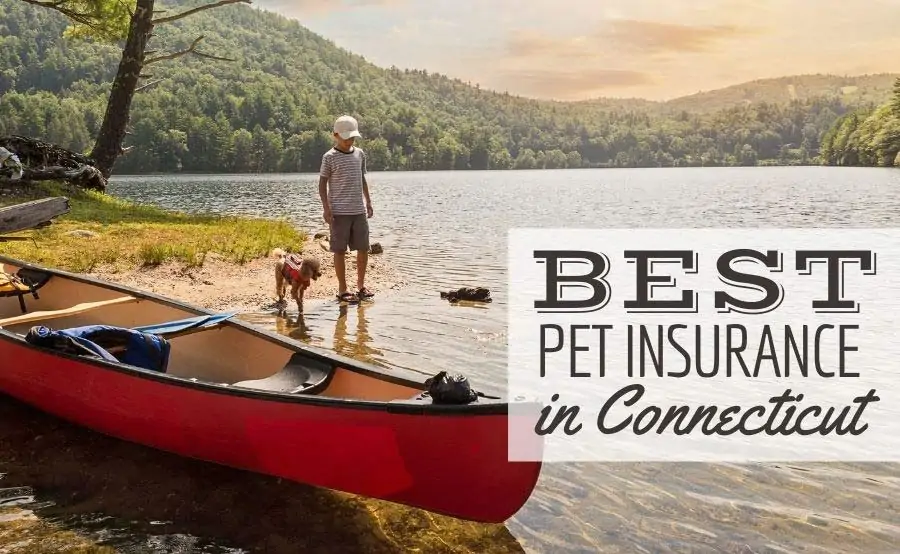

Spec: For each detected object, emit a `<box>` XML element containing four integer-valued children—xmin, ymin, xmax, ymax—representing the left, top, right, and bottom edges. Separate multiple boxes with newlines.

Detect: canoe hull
<box><xmin>0</xmin><ymin>324</ymin><xmax>543</xmax><ymax>523</ymax></box>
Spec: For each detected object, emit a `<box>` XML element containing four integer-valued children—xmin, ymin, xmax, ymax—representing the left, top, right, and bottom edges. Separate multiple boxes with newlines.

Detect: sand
<box><xmin>87</xmin><ymin>236</ymin><xmax>408</xmax><ymax>312</ymax></box>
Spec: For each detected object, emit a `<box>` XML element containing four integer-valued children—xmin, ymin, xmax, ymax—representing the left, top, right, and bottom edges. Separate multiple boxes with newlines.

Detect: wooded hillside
<box><xmin>1</xmin><ymin>0</ymin><xmax>896</xmax><ymax>173</ymax></box>
<box><xmin>820</xmin><ymin>80</ymin><xmax>900</xmax><ymax>167</ymax></box>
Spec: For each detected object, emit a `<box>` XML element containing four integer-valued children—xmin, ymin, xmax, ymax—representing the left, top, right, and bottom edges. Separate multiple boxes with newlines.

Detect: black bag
<box><xmin>423</xmin><ymin>371</ymin><xmax>479</xmax><ymax>405</ymax></box>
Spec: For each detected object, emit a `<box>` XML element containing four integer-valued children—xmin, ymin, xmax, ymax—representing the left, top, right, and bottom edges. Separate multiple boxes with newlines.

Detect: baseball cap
<box><xmin>334</xmin><ymin>115</ymin><xmax>362</xmax><ymax>140</ymax></box>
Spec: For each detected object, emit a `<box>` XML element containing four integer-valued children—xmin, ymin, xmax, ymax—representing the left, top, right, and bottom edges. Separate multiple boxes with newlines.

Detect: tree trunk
<box><xmin>89</xmin><ymin>0</ymin><xmax>155</xmax><ymax>179</ymax></box>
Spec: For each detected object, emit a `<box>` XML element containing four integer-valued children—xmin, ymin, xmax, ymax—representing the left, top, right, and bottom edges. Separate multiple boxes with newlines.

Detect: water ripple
<box><xmin>99</xmin><ymin>167</ymin><xmax>900</xmax><ymax>553</ymax></box>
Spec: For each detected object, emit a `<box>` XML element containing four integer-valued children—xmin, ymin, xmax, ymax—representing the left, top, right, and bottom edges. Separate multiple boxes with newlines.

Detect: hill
<box><xmin>0</xmin><ymin>0</ymin><xmax>897</xmax><ymax>173</ymax></box>
<box><xmin>577</xmin><ymin>74</ymin><xmax>898</xmax><ymax>116</ymax></box>
<box><xmin>661</xmin><ymin>74</ymin><xmax>895</xmax><ymax>114</ymax></box>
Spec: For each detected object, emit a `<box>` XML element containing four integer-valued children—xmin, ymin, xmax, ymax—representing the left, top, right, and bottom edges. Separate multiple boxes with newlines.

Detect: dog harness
<box><xmin>281</xmin><ymin>253</ymin><xmax>311</xmax><ymax>288</ymax></box>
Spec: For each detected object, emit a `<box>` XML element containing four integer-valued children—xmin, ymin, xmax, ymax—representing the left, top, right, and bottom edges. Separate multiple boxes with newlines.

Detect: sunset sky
<box><xmin>255</xmin><ymin>0</ymin><xmax>900</xmax><ymax>101</ymax></box>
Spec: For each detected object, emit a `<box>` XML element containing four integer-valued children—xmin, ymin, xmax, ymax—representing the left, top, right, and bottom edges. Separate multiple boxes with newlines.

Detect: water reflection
<box><xmin>0</xmin><ymin>395</ymin><xmax>527</xmax><ymax>553</ymax></box>
<box><xmin>332</xmin><ymin>303</ymin><xmax>384</xmax><ymax>366</ymax></box>
<box><xmin>273</xmin><ymin>311</ymin><xmax>314</xmax><ymax>343</ymax></box>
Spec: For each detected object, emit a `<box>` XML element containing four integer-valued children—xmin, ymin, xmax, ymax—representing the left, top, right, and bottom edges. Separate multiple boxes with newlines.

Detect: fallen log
<box><xmin>0</xmin><ymin>135</ymin><xmax>107</xmax><ymax>192</ymax></box>
<box><xmin>0</xmin><ymin>197</ymin><xmax>70</xmax><ymax>235</ymax></box>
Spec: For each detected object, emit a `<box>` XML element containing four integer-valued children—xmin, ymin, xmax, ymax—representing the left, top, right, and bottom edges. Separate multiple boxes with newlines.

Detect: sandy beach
<box><xmin>86</xmin><ymin>235</ymin><xmax>408</xmax><ymax>312</ymax></box>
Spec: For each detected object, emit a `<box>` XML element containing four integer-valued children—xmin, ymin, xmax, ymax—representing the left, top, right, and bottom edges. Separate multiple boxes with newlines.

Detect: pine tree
<box><xmin>19</xmin><ymin>0</ymin><xmax>249</xmax><ymax>182</ymax></box>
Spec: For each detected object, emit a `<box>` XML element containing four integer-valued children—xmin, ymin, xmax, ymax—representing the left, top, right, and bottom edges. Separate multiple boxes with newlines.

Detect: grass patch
<box><xmin>0</xmin><ymin>182</ymin><xmax>306</xmax><ymax>272</ymax></box>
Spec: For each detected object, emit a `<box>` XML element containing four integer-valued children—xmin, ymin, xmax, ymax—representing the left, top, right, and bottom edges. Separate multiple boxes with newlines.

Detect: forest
<box><xmin>819</xmin><ymin>80</ymin><xmax>900</xmax><ymax>167</ymax></box>
<box><xmin>0</xmin><ymin>0</ymin><xmax>897</xmax><ymax>174</ymax></box>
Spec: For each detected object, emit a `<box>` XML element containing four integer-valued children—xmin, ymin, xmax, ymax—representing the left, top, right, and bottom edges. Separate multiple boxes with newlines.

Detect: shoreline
<box><xmin>0</xmin><ymin>183</ymin><xmax>407</xmax><ymax>311</ymax></box>
<box><xmin>86</xmin><ymin>235</ymin><xmax>408</xmax><ymax>313</ymax></box>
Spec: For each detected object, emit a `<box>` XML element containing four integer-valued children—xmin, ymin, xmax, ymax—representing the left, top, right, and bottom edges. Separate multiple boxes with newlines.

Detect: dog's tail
<box><xmin>272</xmin><ymin>247</ymin><xmax>287</xmax><ymax>260</ymax></box>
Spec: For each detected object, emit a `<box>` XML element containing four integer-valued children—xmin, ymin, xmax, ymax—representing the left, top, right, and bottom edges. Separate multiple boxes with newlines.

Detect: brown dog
<box><xmin>273</xmin><ymin>248</ymin><xmax>322</xmax><ymax>313</ymax></box>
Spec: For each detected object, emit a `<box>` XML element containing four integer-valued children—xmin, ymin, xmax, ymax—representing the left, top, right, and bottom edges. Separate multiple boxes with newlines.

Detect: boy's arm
<box><xmin>362</xmin><ymin>150</ymin><xmax>373</xmax><ymax>215</ymax></box>
<box><xmin>318</xmin><ymin>175</ymin><xmax>329</xmax><ymax>207</ymax></box>
<box><xmin>363</xmin><ymin>175</ymin><xmax>372</xmax><ymax>209</ymax></box>
<box><xmin>319</xmin><ymin>154</ymin><xmax>331</xmax><ymax>220</ymax></box>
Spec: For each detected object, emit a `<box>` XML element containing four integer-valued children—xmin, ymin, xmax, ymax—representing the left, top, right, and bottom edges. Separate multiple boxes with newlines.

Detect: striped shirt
<box><xmin>320</xmin><ymin>146</ymin><xmax>367</xmax><ymax>215</ymax></box>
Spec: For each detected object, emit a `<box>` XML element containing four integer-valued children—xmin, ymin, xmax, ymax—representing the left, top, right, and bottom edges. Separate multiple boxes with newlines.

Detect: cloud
<box><xmin>505</xmin><ymin>30</ymin><xmax>601</xmax><ymax>60</ymax></box>
<box><xmin>504</xmin><ymin>19</ymin><xmax>754</xmax><ymax>62</ymax></box>
<box><xmin>490</xmin><ymin>17</ymin><xmax>758</xmax><ymax>99</ymax></box>
<box><xmin>496</xmin><ymin>68</ymin><xmax>655</xmax><ymax>100</ymax></box>
<box><xmin>389</xmin><ymin>18</ymin><xmax>458</xmax><ymax>40</ymax></box>
<box><xmin>600</xmin><ymin>19</ymin><xmax>752</xmax><ymax>54</ymax></box>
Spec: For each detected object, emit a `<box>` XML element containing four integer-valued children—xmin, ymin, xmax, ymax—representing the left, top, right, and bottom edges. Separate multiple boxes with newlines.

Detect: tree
<box><xmin>892</xmin><ymin>77</ymin><xmax>900</xmax><ymax>117</ymax></box>
<box><xmin>22</xmin><ymin>0</ymin><xmax>249</xmax><ymax>180</ymax></box>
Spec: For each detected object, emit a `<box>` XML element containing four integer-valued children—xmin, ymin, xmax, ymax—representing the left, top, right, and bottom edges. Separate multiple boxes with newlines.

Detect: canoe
<box><xmin>0</xmin><ymin>255</ymin><xmax>544</xmax><ymax>523</ymax></box>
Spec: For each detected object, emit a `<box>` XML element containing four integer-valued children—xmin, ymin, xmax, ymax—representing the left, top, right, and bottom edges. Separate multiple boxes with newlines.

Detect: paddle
<box><xmin>132</xmin><ymin>312</ymin><xmax>239</xmax><ymax>339</ymax></box>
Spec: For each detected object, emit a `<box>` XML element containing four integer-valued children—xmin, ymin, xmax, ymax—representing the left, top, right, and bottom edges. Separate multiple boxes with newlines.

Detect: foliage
<box><xmin>59</xmin><ymin>0</ymin><xmax>134</xmax><ymax>41</ymax></box>
<box><xmin>1</xmin><ymin>0</ymin><xmax>897</xmax><ymax>173</ymax></box>
<box><xmin>820</xmin><ymin>78</ymin><xmax>900</xmax><ymax>167</ymax></box>
<box><xmin>19</xmin><ymin>0</ymin><xmax>134</xmax><ymax>42</ymax></box>
<box><xmin>0</xmin><ymin>181</ymin><xmax>305</xmax><ymax>271</ymax></box>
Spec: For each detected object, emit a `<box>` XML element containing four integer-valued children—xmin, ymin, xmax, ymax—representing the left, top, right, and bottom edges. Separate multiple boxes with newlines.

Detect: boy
<box><xmin>319</xmin><ymin>115</ymin><xmax>375</xmax><ymax>303</ymax></box>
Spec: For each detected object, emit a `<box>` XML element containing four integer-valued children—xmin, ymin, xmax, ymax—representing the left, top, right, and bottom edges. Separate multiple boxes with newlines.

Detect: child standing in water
<box><xmin>319</xmin><ymin>115</ymin><xmax>375</xmax><ymax>303</ymax></box>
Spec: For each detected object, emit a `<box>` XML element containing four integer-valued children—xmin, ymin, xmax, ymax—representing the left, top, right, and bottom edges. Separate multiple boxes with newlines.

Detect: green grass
<box><xmin>0</xmin><ymin>182</ymin><xmax>306</xmax><ymax>272</ymax></box>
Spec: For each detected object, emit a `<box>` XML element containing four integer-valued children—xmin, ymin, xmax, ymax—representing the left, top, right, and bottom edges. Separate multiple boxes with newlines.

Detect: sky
<box><xmin>254</xmin><ymin>0</ymin><xmax>900</xmax><ymax>101</ymax></box>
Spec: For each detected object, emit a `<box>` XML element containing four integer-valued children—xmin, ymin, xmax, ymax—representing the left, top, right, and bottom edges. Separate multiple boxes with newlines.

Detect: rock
<box><xmin>440</xmin><ymin>287</ymin><xmax>492</xmax><ymax>303</ymax></box>
<box><xmin>313</xmin><ymin>230</ymin><xmax>329</xmax><ymax>240</ymax></box>
<box><xmin>369</xmin><ymin>242</ymin><xmax>383</xmax><ymax>255</ymax></box>
<box><xmin>65</xmin><ymin>229</ymin><xmax>98</xmax><ymax>238</ymax></box>
<box><xmin>318</xmin><ymin>239</ymin><xmax>330</xmax><ymax>251</ymax></box>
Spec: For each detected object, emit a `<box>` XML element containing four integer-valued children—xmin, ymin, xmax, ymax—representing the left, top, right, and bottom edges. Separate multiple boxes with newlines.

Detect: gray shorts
<box><xmin>330</xmin><ymin>214</ymin><xmax>369</xmax><ymax>253</ymax></box>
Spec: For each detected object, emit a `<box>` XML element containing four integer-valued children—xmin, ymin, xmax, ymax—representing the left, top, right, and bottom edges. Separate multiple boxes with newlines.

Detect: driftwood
<box><xmin>0</xmin><ymin>197</ymin><xmax>70</xmax><ymax>235</ymax></box>
<box><xmin>0</xmin><ymin>135</ymin><xmax>107</xmax><ymax>192</ymax></box>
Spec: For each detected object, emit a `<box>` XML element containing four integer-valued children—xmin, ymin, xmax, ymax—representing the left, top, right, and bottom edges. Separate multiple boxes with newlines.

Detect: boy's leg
<box><xmin>348</xmin><ymin>214</ymin><xmax>372</xmax><ymax>297</ymax></box>
<box><xmin>330</xmin><ymin>216</ymin><xmax>352</xmax><ymax>297</ymax></box>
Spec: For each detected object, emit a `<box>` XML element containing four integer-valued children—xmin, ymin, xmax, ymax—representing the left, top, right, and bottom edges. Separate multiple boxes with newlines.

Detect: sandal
<box><xmin>337</xmin><ymin>292</ymin><xmax>358</xmax><ymax>302</ymax></box>
<box><xmin>357</xmin><ymin>287</ymin><xmax>375</xmax><ymax>299</ymax></box>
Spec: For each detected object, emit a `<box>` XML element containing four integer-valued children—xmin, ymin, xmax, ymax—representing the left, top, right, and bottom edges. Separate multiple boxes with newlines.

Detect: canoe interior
<box><xmin>0</xmin><ymin>262</ymin><xmax>426</xmax><ymax>403</ymax></box>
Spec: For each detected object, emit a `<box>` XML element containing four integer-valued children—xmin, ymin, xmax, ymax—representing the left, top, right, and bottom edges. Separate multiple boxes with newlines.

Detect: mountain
<box><xmin>0</xmin><ymin>0</ymin><xmax>897</xmax><ymax>173</ymax></box>
<box><xmin>578</xmin><ymin>74</ymin><xmax>898</xmax><ymax>115</ymax></box>
<box><xmin>663</xmin><ymin>74</ymin><xmax>897</xmax><ymax>113</ymax></box>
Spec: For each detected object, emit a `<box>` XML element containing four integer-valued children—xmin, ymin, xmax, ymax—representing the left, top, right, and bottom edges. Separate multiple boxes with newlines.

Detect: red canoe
<box><xmin>0</xmin><ymin>255</ymin><xmax>544</xmax><ymax>523</ymax></box>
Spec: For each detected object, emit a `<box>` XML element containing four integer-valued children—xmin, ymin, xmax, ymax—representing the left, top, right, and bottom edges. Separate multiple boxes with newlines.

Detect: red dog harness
<box><xmin>281</xmin><ymin>253</ymin><xmax>311</xmax><ymax>288</ymax></box>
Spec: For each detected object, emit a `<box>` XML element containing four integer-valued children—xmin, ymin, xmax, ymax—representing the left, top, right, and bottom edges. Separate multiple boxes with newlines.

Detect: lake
<box><xmin>2</xmin><ymin>166</ymin><xmax>899</xmax><ymax>553</ymax></box>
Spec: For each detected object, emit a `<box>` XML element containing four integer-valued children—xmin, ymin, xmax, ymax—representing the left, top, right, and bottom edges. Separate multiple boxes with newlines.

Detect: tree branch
<box><xmin>19</xmin><ymin>0</ymin><xmax>101</xmax><ymax>28</ymax></box>
<box><xmin>152</xmin><ymin>0</ymin><xmax>251</xmax><ymax>25</ymax></box>
<box><xmin>143</xmin><ymin>36</ymin><xmax>235</xmax><ymax>65</ymax></box>
<box><xmin>144</xmin><ymin>36</ymin><xmax>204</xmax><ymax>65</ymax></box>
<box><xmin>193</xmin><ymin>51</ymin><xmax>236</xmax><ymax>62</ymax></box>
<box><xmin>136</xmin><ymin>78</ymin><xmax>165</xmax><ymax>92</ymax></box>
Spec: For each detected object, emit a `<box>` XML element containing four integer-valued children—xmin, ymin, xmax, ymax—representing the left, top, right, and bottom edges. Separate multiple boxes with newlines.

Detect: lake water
<box><xmin>2</xmin><ymin>166</ymin><xmax>900</xmax><ymax>553</ymax></box>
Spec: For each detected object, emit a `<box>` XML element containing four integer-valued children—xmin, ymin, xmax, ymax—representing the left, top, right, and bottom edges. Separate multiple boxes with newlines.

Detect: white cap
<box><xmin>333</xmin><ymin>115</ymin><xmax>362</xmax><ymax>140</ymax></box>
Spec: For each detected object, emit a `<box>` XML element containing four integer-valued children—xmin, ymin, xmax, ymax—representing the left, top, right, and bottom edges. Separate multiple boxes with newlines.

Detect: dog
<box><xmin>273</xmin><ymin>248</ymin><xmax>322</xmax><ymax>314</ymax></box>
<box><xmin>440</xmin><ymin>287</ymin><xmax>492</xmax><ymax>303</ymax></box>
